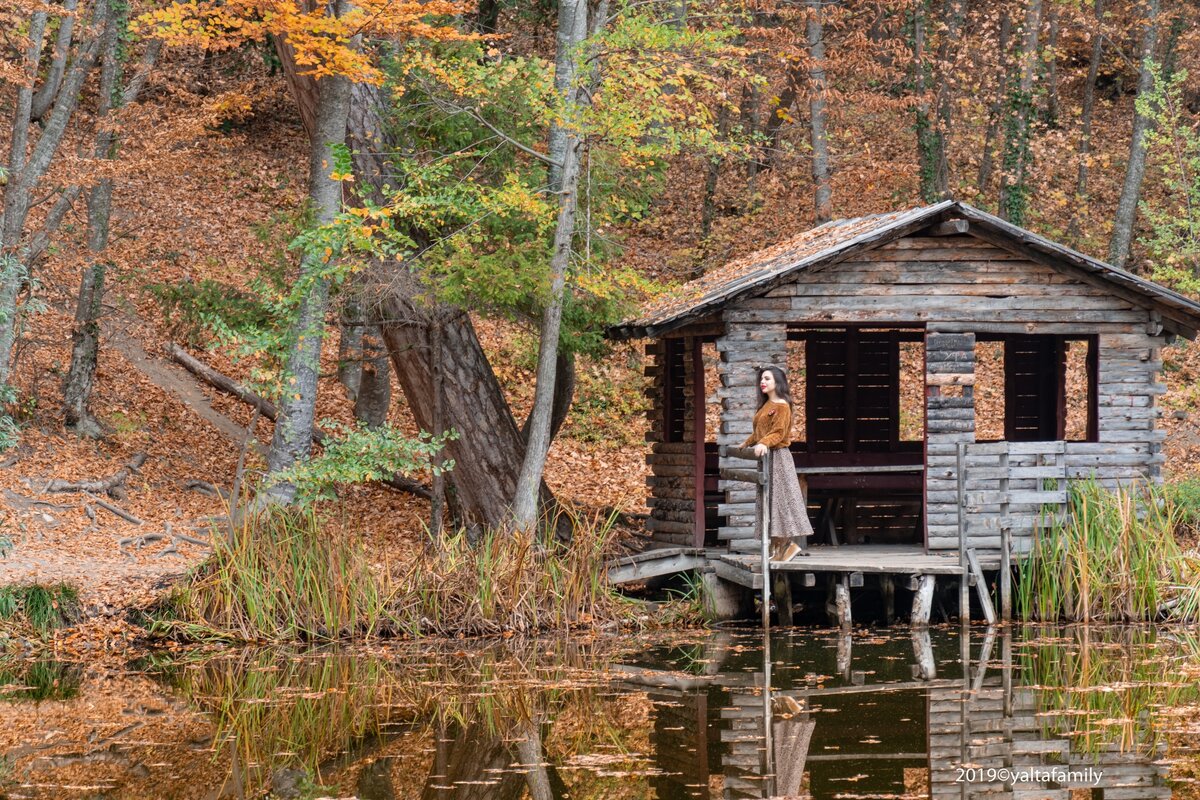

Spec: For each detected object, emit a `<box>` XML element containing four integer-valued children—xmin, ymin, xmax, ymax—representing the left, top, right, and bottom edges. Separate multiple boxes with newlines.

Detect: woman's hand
<box><xmin>753</xmin><ymin>443</ymin><xmax>769</xmax><ymax>458</ymax></box>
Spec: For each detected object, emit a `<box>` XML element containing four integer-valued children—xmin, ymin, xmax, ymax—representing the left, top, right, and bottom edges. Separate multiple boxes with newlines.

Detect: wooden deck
<box><xmin>713</xmin><ymin>544</ymin><xmax>995</xmax><ymax>590</ymax></box>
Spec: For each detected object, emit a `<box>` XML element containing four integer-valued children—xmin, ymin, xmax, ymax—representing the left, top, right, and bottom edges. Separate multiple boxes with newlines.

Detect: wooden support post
<box><xmin>761</xmin><ymin>631</ymin><xmax>775</xmax><ymax>800</ymax></box>
<box><xmin>956</xmin><ymin>442</ymin><xmax>969</xmax><ymax>625</ymax></box>
<box><xmin>835</xmin><ymin>574</ymin><xmax>851</xmax><ymax>629</ymax></box>
<box><xmin>1000</xmin><ymin>527</ymin><xmax>1012</xmax><ymax>622</ymax></box>
<box><xmin>966</xmin><ymin>548</ymin><xmax>996</xmax><ymax>625</ymax></box>
<box><xmin>837</xmin><ymin>628</ymin><xmax>852</xmax><ymax>677</ymax></box>
<box><xmin>912</xmin><ymin>574</ymin><xmax>935</xmax><ymax>627</ymax></box>
<box><xmin>972</xmin><ymin>625</ymin><xmax>998</xmax><ymax>694</ymax></box>
<box><xmin>773</xmin><ymin>573</ymin><xmax>793</xmax><ymax>627</ymax></box>
<box><xmin>911</xmin><ymin>628</ymin><xmax>936</xmax><ymax>679</ymax></box>
<box><xmin>881</xmin><ymin>575</ymin><xmax>895</xmax><ymax>625</ymax></box>
<box><xmin>758</xmin><ymin>450</ymin><xmax>772</xmax><ymax>629</ymax></box>
<box><xmin>999</xmin><ymin>444</ymin><xmax>1012</xmax><ymax>622</ymax></box>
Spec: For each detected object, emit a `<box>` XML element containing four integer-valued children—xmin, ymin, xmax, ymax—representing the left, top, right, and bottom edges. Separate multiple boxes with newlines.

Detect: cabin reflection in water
<box><xmin>619</xmin><ymin>631</ymin><xmax>1172</xmax><ymax>800</ymax></box>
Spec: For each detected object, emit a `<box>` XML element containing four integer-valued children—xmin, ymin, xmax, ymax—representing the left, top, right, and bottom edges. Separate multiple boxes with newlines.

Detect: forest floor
<box><xmin>5</xmin><ymin>50</ymin><xmax>1200</xmax><ymax>632</ymax></box>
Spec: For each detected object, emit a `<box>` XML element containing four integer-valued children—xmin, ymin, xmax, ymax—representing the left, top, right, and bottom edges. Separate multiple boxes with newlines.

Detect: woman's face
<box><xmin>759</xmin><ymin>370</ymin><xmax>776</xmax><ymax>395</ymax></box>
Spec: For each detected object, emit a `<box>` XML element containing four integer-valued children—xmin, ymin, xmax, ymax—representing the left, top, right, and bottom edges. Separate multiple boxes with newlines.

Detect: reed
<box><xmin>0</xmin><ymin>582</ymin><xmax>81</xmax><ymax>636</ymax></box>
<box><xmin>1018</xmin><ymin>625</ymin><xmax>1200</xmax><ymax>756</ymax></box>
<box><xmin>157</xmin><ymin>506</ymin><xmax>388</xmax><ymax>642</ymax></box>
<box><xmin>390</xmin><ymin>507</ymin><xmax>640</xmax><ymax>637</ymax></box>
<box><xmin>1016</xmin><ymin>478</ymin><xmax>1196</xmax><ymax>622</ymax></box>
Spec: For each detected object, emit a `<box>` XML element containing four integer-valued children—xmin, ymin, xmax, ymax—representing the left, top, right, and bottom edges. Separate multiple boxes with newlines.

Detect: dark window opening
<box><xmin>662</xmin><ymin>337</ymin><xmax>686</xmax><ymax>443</ymax></box>
<box><xmin>792</xmin><ymin>327</ymin><xmax>925</xmax><ymax>455</ymax></box>
<box><xmin>975</xmin><ymin>334</ymin><xmax>1097</xmax><ymax>443</ymax></box>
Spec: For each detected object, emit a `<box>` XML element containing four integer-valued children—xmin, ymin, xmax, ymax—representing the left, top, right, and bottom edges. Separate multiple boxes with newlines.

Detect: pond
<box><xmin>2</xmin><ymin>626</ymin><xmax>1199</xmax><ymax>798</ymax></box>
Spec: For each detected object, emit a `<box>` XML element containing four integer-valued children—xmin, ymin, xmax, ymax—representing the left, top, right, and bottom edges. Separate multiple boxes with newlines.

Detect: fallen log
<box><xmin>88</xmin><ymin>495</ymin><xmax>144</xmax><ymax>525</ymax></box>
<box><xmin>169</xmin><ymin>343</ymin><xmax>431</xmax><ymax>500</ymax></box>
<box><xmin>169</xmin><ymin>343</ymin><xmax>277</xmax><ymax>418</ymax></box>
<box><xmin>46</xmin><ymin>453</ymin><xmax>146</xmax><ymax>498</ymax></box>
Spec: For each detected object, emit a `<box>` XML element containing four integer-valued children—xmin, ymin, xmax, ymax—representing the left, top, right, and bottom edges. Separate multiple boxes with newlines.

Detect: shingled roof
<box><xmin>607</xmin><ymin>201</ymin><xmax>1200</xmax><ymax>340</ymax></box>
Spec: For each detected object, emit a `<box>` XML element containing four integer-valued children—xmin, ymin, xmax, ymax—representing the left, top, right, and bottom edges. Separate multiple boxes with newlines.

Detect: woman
<box><xmin>742</xmin><ymin>366</ymin><xmax>814</xmax><ymax>562</ymax></box>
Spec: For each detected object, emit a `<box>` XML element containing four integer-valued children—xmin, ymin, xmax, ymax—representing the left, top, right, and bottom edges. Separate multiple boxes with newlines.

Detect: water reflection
<box><xmin>0</xmin><ymin>627</ymin><xmax>1196</xmax><ymax>798</ymax></box>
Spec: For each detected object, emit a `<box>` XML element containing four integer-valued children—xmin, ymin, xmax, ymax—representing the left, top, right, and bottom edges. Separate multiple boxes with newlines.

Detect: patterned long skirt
<box><xmin>770</xmin><ymin>448</ymin><xmax>814</xmax><ymax>543</ymax></box>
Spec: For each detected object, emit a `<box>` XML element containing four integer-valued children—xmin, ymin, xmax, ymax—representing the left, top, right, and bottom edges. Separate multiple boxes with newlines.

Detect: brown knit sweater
<box><xmin>742</xmin><ymin>401</ymin><xmax>793</xmax><ymax>449</ymax></box>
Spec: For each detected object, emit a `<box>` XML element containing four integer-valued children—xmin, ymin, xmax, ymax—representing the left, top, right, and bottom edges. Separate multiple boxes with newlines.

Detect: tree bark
<box><xmin>920</xmin><ymin>0</ymin><xmax>964</xmax><ymax>202</ymax></box>
<box><xmin>262</xmin><ymin>6</ymin><xmax>355</xmax><ymax>504</ymax></box>
<box><xmin>977</xmin><ymin>10</ymin><xmax>1012</xmax><ymax>196</ymax></box>
<box><xmin>1041</xmin><ymin>3</ymin><xmax>1061</xmax><ymax>127</ymax></box>
<box><xmin>997</xmin><ymin>0</ymin><xmax>1043</xmax><ymax>225</ymax></box>
<box><xmin>510</xmin><ymin>0</ymin><xmax>589</xmax><ymax>531</ymax></box>
<box><xmin>30</xmin><ymin>0</ymin><xmax>80</xmax><ymax>122</ymax></box>
<box><xmin>1108</xmin><ymin>0</ymin><xmax>1161</xmax><ymax>269</ymax></box>
<box><xmin>337</xmin><ymin>305</ymin><xmax>363</xmax><ymax>400</ymax></box>
<box><xmin>806</xmin><ymin>0</ymin><xmax>832</xmax><ymax>223</ymax></box>
<box><xmin>0</xmin><ymin>0</ymin><xmax>107</xmax><ymax>388</ymax></box>
<box><xmin>353</xmin><ymin>324</ymin><xmax>391</xmax><ymax>428</ymax></box>
<box><xmin>699</xmin><ymin>99</ymin><xmax>731</xmax><ymax>243</ymax></box>
<box><xmin>64</xmin><ymin>0</ymin><xmax>146</xmax><ymax>437</ymax></box>
<box><xmin>1067</xmin><ymin>0</ymin><xmax>1104</xmax><ymax>244</ymax></box>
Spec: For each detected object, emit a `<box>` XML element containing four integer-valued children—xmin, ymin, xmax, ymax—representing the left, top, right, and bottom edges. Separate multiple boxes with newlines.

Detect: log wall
<box><xmin>715</xmin><ymin>321</ymin><xmax>788</xmax><ymax>551</ymax></box>
<box><xmin>645</xmin><ymin>338</ymin><xmax>698</xmax><ymax>547</ymax></box>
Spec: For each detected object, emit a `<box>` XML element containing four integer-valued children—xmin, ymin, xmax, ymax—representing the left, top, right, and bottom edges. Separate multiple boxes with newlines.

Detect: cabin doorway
<box><xmin>787</xmin><ymin>326</ymin><xmax>926</xmax><ymax>547</ymax></box>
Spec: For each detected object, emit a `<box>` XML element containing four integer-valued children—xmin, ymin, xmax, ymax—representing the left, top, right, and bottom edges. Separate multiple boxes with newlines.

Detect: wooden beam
<box><xmin>927</xmin><ymin>219</ymin><xmax>970</xmax><ymax>236</ymax></box>
<box><xmin>966</xmin><ymin>548</ymin><xmax>996</xmax><ymax>624</ymax></box>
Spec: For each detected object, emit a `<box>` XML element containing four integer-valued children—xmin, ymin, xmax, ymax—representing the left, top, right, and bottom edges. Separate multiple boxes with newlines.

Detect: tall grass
<box><xmin>0</xmin><ymin>583</ymin><xmax>81</xmax><ymax>636</ymax></box>
<box><xmin>391</xmin><ymin>508</ymin><xmax>638</xmax><ymax>637</ymax></box>
<box><xmin>1017</xmin><ymin>478</ymin><xmax>1196</xmax><ymax>622</ymax></box>
<box><xmin>158</xmin><ymin>506</ymin><xmax>388</xmax><ymax>642</ymax></box>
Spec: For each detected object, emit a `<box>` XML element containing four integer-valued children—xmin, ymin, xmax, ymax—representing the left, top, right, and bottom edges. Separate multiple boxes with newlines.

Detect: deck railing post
<box><xmin>759</xmin><ymin>449</ymin><xmax>773</xmax><ymax>629</ymax></box>
<box><xmin>957</xmin><ymin>442</ymin><xmax>969</xmax><ymax>624</ymax></box>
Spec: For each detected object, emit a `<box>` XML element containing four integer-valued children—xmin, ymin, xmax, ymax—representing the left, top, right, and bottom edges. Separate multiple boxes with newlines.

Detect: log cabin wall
<box><xmin>709</xmin><ymin>233</ymin><xmax>1166</xmax><ymax>553</ymax></box>
<box><xmin>715</xmin><ymin>321</ymin><xmax>788</xmax><ymax>551</ymax></box>
<box><xmin>644</xmin><ymin>337</ymin><xmax>698</xmax><ymax>547</ymax></box>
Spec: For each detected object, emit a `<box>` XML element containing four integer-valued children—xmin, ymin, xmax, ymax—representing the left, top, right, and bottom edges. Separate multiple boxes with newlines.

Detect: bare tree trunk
<box><xmin>353</xmin><ymin>324</ymin><xmax>391</xmax><ymax>427</ymax></box>
<box><xmin>262</xmin><ymin>8</ymin><xmax>355</xmax><ymax>504</ymax></box>
<box><xmin>510</xmin><ymin>0</ymin><xmax>589</xmax><ymax>531</ymax></box>
<box><xmin>0</xmin><ymin>0</ymin><xmax>107</xmax><ymax>388</ymax></box>
<box><xmin>429</xmin><ymin>317</ymin><xmax>445</xmax><ymax>543</ymax></box>
<box><xmin>1041</xmin><ymin>3</ymin><xmax>1061</xmax><ymax>127</ymax></box>
<box><xmin>699</xmin><ymin>99</ymin><xmax>731</xmax><ymax>244</ymax></box>
<box><xmin>30</xmin><ymin>0</ymin><xmax>79</xmax><ymax>122</ymax></box>
<box><xmin>806</xmin><ymin>0</ymin><xmax>832</xmax><ymax>223</ymax></box>
<box><xmin>64</xmin><ymin>0</ymin><xmax>158</xmax><ymax>436</ymax></box>
<box><xmin>762</xmin><ymin>63</ymin><xmax>802</xmax><ymax>172</ymax></box>
<box><xmin>913</xmin><ymin>0</ymin><xmax>939</xmax><ymax>203</ymax></box>
<box><xmin>1108</xmin><ymin>0</ymin><xmax>1162</xmax><ymax>269</ymax></box>
<box><xmin>977</xmin><ymin>11</ymin><xmax>1012</xmax><ymax>196</ymax></box>
<box><xmin>997</xmin><ymin>0</ymin><xmax>1042</xmax><ymax>225</ymax></box>
<box><xmin>1067</xmin><ymin>0</ymin><xmax>1104</xmax><ymax>244</ymax></box>
<box><xmin>337</xmin><ymin>305</ymin><xmax>363</xmax><ymax>400</ymax></box>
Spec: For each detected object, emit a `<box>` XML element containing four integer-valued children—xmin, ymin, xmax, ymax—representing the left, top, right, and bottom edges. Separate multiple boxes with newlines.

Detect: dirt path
<box><xmin>0</xmin><ymin>321</ymin><xmax>252</xmax><ymax>608</ymax></box>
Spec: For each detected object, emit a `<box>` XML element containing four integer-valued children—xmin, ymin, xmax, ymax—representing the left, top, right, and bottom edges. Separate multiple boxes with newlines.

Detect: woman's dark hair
<box><xmin>756</xmin><ymin>366</ymin><xmax>793</xmax><ymax>409</ymax></box>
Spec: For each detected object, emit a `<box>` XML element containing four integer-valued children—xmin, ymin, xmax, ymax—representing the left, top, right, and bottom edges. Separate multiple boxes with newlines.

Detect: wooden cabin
<box><xmin>607</xmin><ymin>201</ymin><xmax>1200</xmax><ymax>607</ymax></box>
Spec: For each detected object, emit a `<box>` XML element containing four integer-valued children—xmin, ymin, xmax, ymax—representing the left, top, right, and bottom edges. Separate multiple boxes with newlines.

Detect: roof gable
<box><xmin>608</xmin><ymin>201</ymin><xmax>1200</xmax><ymax>340</ymax></box>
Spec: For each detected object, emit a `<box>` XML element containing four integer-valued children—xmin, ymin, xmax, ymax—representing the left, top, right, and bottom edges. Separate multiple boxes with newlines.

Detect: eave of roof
<box><xmin>608</xmin><ymin>201</ymin><xmax>1200</xmax><ymax>340</ymax></box>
